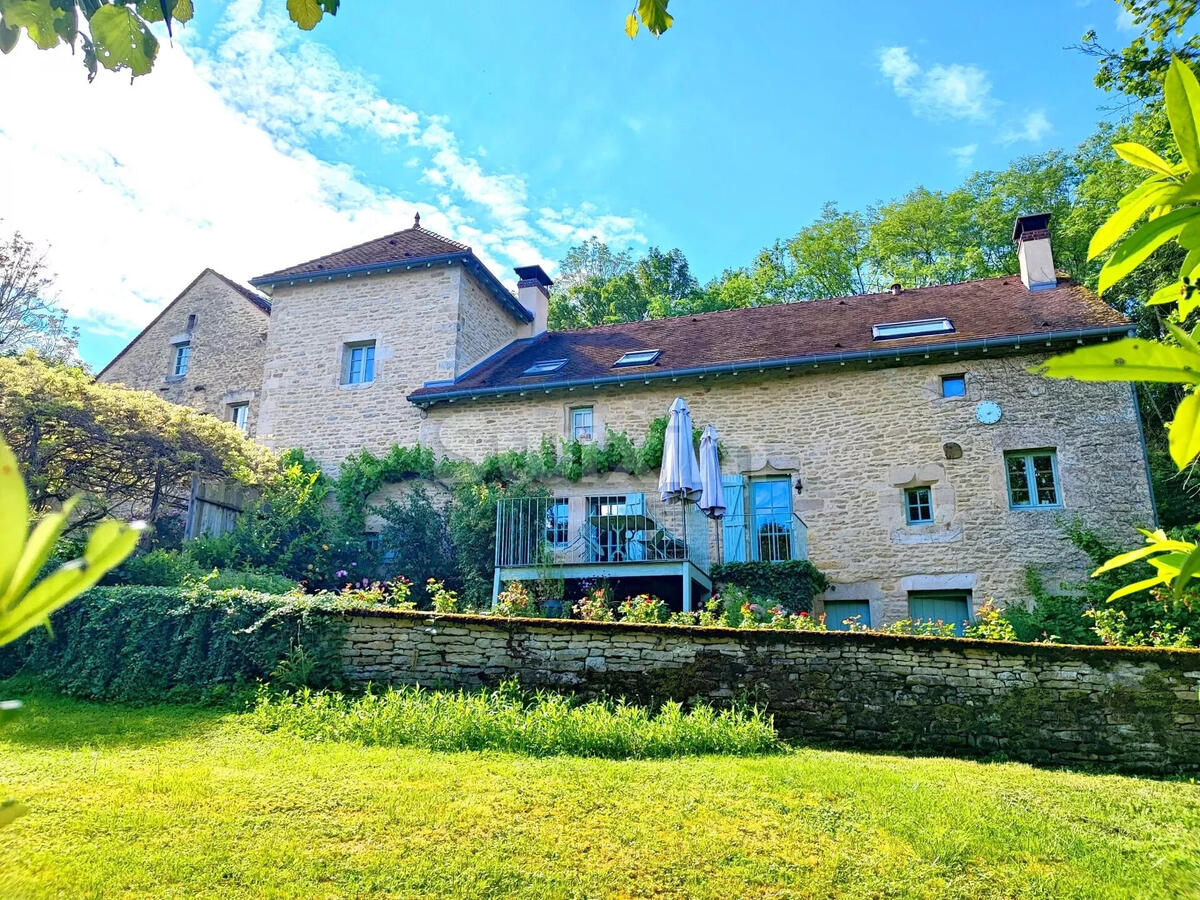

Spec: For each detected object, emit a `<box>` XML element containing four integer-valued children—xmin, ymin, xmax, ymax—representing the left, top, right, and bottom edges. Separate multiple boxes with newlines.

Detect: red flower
<box><xmin>799</xmin><ymin>611</ymin><xmax>809</xmax><ymax>617</ymax></box>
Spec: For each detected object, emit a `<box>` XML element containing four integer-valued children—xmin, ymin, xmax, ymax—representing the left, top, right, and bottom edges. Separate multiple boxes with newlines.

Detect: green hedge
<box><xmin>0</xmin><ymin>586</ymin><xmax>347</xmax><ymax>703</ymax></box>
<box><xmin>711</xmin><ymin>560</ymin><xmax>829</xmax><ymax>612</ymax></box>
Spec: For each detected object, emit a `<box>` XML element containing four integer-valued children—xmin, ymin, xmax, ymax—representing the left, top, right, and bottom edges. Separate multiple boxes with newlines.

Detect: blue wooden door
<box><xmin>823</xmin><ymin>600</ymin><xmax>871</xmax><ymax>631</ymax></box>
<box><xmin>907</xmin><ymin>591</ymin><xmax>971</xmax><ymax>636</ymax></box>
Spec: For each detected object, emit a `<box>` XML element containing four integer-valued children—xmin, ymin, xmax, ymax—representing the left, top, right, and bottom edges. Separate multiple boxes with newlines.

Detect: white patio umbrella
<box><xmin>697</xmin><ymin>424</ymin><xmax>725</xmax><ymax>563</ymax></box>
<box><xmin>659</xmin><ymin>397</ymin><xmax>703</xmax><ymax>554</ymax></box>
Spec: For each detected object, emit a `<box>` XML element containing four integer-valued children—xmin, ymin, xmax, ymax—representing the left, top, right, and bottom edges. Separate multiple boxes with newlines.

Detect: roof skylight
<box><xmin>521</xmin><ymin>358</ymin><xmax>568</xmax><ymax>377</ymax></box>
<box><xmin>871</xmin><ymin>318</ymin><xmax>955</xmax><ymax>341</ymax></box>
<box><xmin>613</xmin><ymin>349</ymin><xmax>662</xmax><ymax>368</ymax></box>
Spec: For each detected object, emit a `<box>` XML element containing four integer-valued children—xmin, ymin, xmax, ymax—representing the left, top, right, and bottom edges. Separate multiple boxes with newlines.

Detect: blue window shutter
<box><xmin>722</xmin><ymin>475</ymin><xmax>747</xmax><ymax>563</ymax></box>
<box><xmin>907</xmin><ymin>591</ymin><xmax>970</xmax><ymax>636</ymax></box>
<box><xmin>823</xmin><ymin>600</ymin><xmax>871</xmax><ymax>631</ymax></box>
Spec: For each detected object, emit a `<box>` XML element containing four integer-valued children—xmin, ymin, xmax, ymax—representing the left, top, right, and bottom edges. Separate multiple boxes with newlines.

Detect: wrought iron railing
<box><xmin>715</xmin><ymin>512</ymin><xmax>808</xmax><ymax>563</ymax></box>
<box><xmin>496</xmin><ymin>493</ymin><xmax>711</xmax><ymax>571</ymax></box>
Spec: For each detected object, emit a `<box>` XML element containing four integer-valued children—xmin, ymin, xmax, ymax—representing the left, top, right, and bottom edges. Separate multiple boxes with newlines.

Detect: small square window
<box><xmin>229</xmin><ymin>402</ymin><xmax>249</xmax><ymax>432</ymax></box>
<box><xmin>904</xmin><ymin>486</ymin><xmax>933</xmax><ymax>524</ymax></box>
<box><xmin>570</xmin><ymin>406</ymin><xmax>593</xmax><ymax>442</ymax></box>
<box><xmin>941</xmin><ymin>374</ymin><xmax>966</xmax><ymax>398</ymax></box>
<box><xmin>343</xmin><ymin>341</ymin><xmax>376</xmax><ymax>385</ymax></box>
<box><xmin>1005</xmin><ymin>450</ymin><xmax>1061</xmax><ymax>508</ymax></box>
<box><xmin>173</xmin><ymin>343</ymin><xmax>190</xmax><ymax>376</ymax></box>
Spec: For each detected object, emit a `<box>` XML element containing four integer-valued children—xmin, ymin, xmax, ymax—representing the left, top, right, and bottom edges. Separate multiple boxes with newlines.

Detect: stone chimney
<box><xmin>1012</xmin><ymin>213</ymin><xmax>1057</xmax><ymax>291</ymax></box>
<box><xmin>514</xmin><ymin>265</ymin><xmax>553</xmax><ymax>336</ymax></box>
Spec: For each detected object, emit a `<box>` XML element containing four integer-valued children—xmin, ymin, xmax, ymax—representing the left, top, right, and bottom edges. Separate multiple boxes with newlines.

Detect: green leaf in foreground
<box><xmin>1099</xmin><ymin>207</ymin><xmax>1200</xmax><ymax>295</ymax></box>
<box><xmin>88</xmin><ymin>3</ymin><xmax>157</xmax><ymax>76</ymax></box>
<box><xmin>1166</xmin><ymin>56</ymin><xmax>1200</xmax><ymax>176</ymax></box>
<box><xmin>1170</xmin><ymin>389</ymin><xmax>1200</xmax><ymax>468</ymax></box>
<box><xmin>286</xmin><ymin>0</ymin><xmax>323</xmax><ymax>30</ymax></box>
<box><xmin>1036</xmin><ymin>337</ymin><xmax>1200</xmax><ymax>384</ymax></box>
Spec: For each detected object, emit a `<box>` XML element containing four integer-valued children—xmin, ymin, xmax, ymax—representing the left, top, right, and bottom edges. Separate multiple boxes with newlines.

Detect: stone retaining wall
<box><xmin>341</xmin><ymin>610</ymin><xmax>1200</xmax><ymax>773</ymax></box>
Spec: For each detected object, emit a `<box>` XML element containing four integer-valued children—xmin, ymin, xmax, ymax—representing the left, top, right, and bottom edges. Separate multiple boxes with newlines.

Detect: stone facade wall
<box><xmin>341</xmin><ymin>610</ymin><xmax>1200</xmax><ymax>773</ymax></box>
<box><xmin>417</xmin><ymin>353</ymin><xmax>1154</xmax><ymax>618</ymax></box>
<box><xmin>455</xmin><ymin>268</ymin><xmax>522</xmax><ymax>375</ymax></box>
<box><xmin>97</xmin><ymin>270</ymin><xmax>269</xmax><ymax>436</ymax></box>
<box><xmin>256</xmin><ymin>263</ymin><xmax>524</xmax><ymax>466</ymax></box>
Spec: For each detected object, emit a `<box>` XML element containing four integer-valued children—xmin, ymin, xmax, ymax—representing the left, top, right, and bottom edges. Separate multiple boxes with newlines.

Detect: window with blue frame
<box><xmin>904</xmin><ymin>486</ymin><xmax>933</xmax><ymax>524</ymax></box>
<box><xmin>1005</xmin><ymin>450</ymin><xmax>1061</xmax><ymax>508</ymax></box>
<box><xmin>343</xmin><ymin>341</ymin><xmax>376</xmax><ymax>385</ymax></box>
<box><xmin>941</xmin><ymin>374</ymin><xmax>966</xmax><ymax>397</ymax></box>
<box><xmin>173</xmin><ymin>343</ymin><xmax>190</xmax><ymax>376</ymax></box>
<box><xmin>545</xmin><ymin>498</ymin><xmax>570</xmax><ymax>547</ymax></box>
<box><xmin>750</xmin><ymin>477</ymin><xmax>793</xmax><ymax>562</ymax></box>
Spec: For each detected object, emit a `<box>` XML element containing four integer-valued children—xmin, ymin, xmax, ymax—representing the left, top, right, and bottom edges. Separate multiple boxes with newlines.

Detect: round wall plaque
<box><xmin>975</xmin><ymin>401</ymin><xmax>1002</xmax><ymax>425</ymax></box>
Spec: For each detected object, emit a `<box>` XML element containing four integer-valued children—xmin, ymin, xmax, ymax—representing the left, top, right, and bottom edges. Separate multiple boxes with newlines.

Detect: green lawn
<box><xmin>1</xmin><ymin>695</ymin><xmax>1198</xmax><ymax>899</ymax></box>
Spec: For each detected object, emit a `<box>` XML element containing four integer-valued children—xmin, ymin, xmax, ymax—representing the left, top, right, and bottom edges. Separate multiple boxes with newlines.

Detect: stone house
<box><xmin>97</xmin><ymin>268</ymin><xmax>271</xmax><ymax>437</ymax></box>
<box><xmin>102</xmin><ymin>214</ymin><xmax>1156</xmax><ymax>627</ymax></box>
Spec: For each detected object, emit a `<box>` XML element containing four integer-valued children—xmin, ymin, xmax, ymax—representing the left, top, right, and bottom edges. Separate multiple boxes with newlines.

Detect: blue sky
<box><xmin>0</xmin><ymin>0</ymin><xmax>1136</xmax><ymax>369</ymax></box>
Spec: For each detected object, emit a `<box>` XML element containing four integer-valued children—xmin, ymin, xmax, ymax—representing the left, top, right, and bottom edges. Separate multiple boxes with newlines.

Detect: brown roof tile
<box><xmin>252</xmin><ymin>224</ymin><xmax>471</xmax><ymax>283</ymax></box>
<box><xmin>410</xmin><ymin>275</ymin><xmax>1128</xmax><ymax>403</ymax></box>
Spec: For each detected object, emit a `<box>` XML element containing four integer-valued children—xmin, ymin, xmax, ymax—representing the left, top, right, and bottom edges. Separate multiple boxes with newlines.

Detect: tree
<box><xmin>0</xmin><ymin>353</ymin><xmax>277</xmax><ymax>532</ymax></box>
<box><xmin>0</xmin><ymin>228</ymin><xmax>77</xmax><ymax>364</ymax></box>
<box><xmin>1074</xmin><ymin>0</ymin><xmax>1199</xmax><ymax>100</ymax></box>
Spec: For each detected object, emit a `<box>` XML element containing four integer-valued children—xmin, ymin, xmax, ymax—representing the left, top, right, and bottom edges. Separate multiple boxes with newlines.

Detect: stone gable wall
<box><xmin>97</xmin><ymin>271</ymin><xmax>269</xmax><ymax>437</ymax></box>
<box><xmin>416</xmin><ymin>353</ymin><xmax>1154</xmax><ymax>618</ymax></box>
<box><xmin>341</xmin><ymin>610</ymin><xmax>1200</xmax><ymax>773</ymax></box>
<box><xmin>455</xmin><ymin>269</ymin><xmax>523</xmax><ymax>375</ymax></box>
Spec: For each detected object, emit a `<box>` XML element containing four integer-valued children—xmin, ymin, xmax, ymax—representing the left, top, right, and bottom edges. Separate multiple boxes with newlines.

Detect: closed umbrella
<box><xmin>697</xmin><ymin>424</ymin><xmax>725</xmax><ymax>563</ymax></box>
<box><xmin>659</xmin><ymin>397</ymin><xmax>703</xmax><ymax>555</ymax></box>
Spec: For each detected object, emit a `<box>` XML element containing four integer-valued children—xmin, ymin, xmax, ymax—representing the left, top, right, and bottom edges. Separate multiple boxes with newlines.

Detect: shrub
<box><xmin>427</xmin><ymin>578</ymin><xmax>460</xmax><ymax>614</ymax></box>
<box><xmin>963</xmin><ymin>600</ymin><xmax>1018</xmax><ymax>641</ymax></box>
<box><xmin>108</xmin><ymin>548</ymin><xmax>199</xmax><ymax>586</ymax></box>
<box><xmin>329</xmin><ymin>577</ymin><xmax>414</xmax><ymax>610</ymax></box>
<box><xmin>617</xmin><ymin>594</ymin><xmax>669</xmax><ymax>624</ymax></box>
<box><xmin>0</xmin><ymin>585</ymin><xmax>349</xmax><ymax>702</ymax></box>
<box><xmin>1004</xmin><ymin>566</ymin><xmax>1097</xmax><ymax>645</ymax></box>
<box><xmin>374</xmin><ymin>488</ymin><xmax>457</xmax><ymax>603</ymax></box>
<box><xmin>710</xmin><ymin>560</ymin><xmax>828</xmax><ymax>612</ymax></box>
<box><xmin>250</xmin><ymin>681</ymin><xmax>781</xmax><ymax>758</ymax></box>
<box><xmin>879</xmin><ymin>619</ymin><xmax>959</xmax><ymax>637</ymax></box>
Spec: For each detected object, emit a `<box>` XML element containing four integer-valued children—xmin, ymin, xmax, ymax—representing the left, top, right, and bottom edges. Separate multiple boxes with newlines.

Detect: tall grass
<box><xmin>250</xmin><ymin>682</ymin><xmax>780</xmax><ymax>758</ymax></box>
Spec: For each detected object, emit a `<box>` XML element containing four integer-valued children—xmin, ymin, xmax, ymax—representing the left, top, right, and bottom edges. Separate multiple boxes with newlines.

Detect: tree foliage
<box><xmin>0</xmin><ymin>353</ymin><xmax>277</xmax><ymax>530</ymax></box>
<box><xmin>1075</xmin><ymin>0</ymin><xmax>1199</xmax><ymax>100</ymax></box>
<box><xmin>0</xmin><ymin>226</ymin><xmax>77</xmax><ymax>364</ymax></box>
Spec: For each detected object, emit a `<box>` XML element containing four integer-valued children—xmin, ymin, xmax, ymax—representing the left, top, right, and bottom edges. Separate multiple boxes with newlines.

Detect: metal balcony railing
<box><xmin>496</xmin><ymin>493</ymin><xmax>711</xmax><ymax>572</ymax></box>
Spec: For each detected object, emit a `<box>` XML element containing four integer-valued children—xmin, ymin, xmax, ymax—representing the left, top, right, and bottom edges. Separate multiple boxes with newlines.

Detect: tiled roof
<box><xmin>251</xmin><ymin>224</ymin><xmax>472</xmax><ymax>283</ymax></box>
<box><xmin>409</xmin><ymin>275</ymin><xmax>1129</xmax><ymax>404</ymax></box>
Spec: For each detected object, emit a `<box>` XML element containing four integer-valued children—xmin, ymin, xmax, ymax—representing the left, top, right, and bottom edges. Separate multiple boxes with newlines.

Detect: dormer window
<box><xmin>173</xmin><ymin>343</ymin><xmax>190</xmax><ymax>376</ymax></box>
<box><xmin>872</xmin><ymin>318</ymin><xmax>954</xmax><ymax>341</ymax></box>
<box><xmin>521</xmin><ymin>358</ymin><xmax>567</xmax><ymax>377</ymax></box>
<box><xmin>613</xmin><ymin>349</ymin><xmax>661</xmax><ymax>368</ymax></box>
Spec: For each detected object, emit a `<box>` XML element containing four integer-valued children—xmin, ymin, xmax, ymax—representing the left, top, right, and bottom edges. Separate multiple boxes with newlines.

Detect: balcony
<box><xmin>494</xmin><ymin>493</ymin><xmax>713</xmax><ymax>609</ymax></box>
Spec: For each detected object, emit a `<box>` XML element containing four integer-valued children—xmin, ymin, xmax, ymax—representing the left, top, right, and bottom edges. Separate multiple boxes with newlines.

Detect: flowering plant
<box><xmin>573</xmin><ymin>587</ymin><xmax>613</xmax><ymax>621</ymax></box>
<box><xmin>618</xmin><ymin>594</ymin><xmax>669</xmax><ymax>624</ymax></box>
<box><xmin>496</xmin><ymin>581</ymin><xmax>536</xmax><ymax>617</ymax></box>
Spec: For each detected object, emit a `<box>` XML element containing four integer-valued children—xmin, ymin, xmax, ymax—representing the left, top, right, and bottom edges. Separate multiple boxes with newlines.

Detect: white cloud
<box><xmin>949</xmin><ymin>143</ymin><xmax>978</xmax><ymax>168</ymax></box>
<box><xmin>878</xmin><ymin>46</ymin><xmax>993</xmax><ymax>120</ymax></box>
<box><xmin>1001</xmin><ymin>109</ymin><xmax>1053</xmax><ymax>144</ymax></box>
<box><xmin>0</xmin><ymin>0</ymin><xmax>644</xmax><ymax>365</ymax></box>
<box><xmin>1115</xmin><ymin>8</ymin><xmax>1138</xmax><ymax>32</ymax></box>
